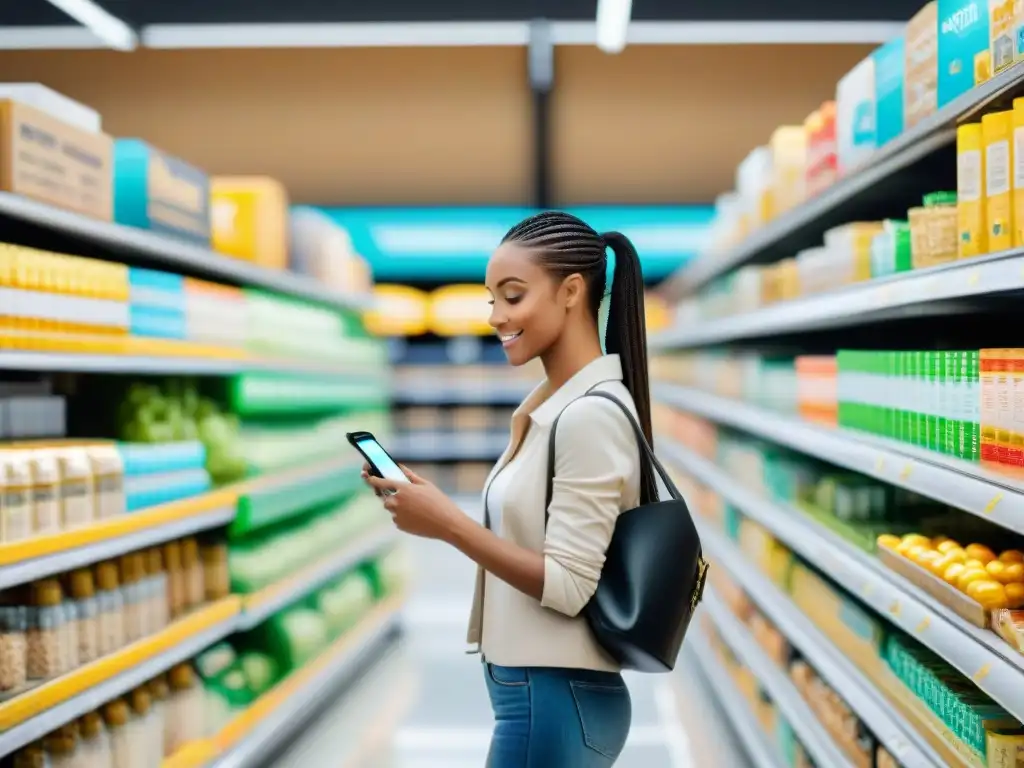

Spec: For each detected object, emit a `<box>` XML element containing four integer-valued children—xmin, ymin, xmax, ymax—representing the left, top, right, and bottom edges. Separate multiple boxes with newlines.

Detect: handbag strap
<box><xmin>544</xmin><ymin>389</ymin><xmax>684</xmax><ymax>522</ymax></box>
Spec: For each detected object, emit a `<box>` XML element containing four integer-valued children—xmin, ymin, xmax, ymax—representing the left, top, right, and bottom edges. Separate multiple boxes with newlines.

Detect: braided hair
<box><xmin>502</xmin><ymin>211</ymin><xmax>657</xmax><ymax>503</ymax></box>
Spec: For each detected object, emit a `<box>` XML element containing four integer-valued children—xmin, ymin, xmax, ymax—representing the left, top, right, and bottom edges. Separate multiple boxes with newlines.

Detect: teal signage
<box><xmin>317</xmin><ymin>205</ymin><xmax>712</xmax><ymax>282</ymax></box>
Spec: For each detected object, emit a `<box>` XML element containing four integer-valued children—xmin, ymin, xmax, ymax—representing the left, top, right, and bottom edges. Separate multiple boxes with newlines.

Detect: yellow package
<box><xmin>992</xmin><ymin>0</ymin><xmax>1017</xmax><ymax>75</ymax></box>
<box><xmin>1013</xmin><ymin>99</ymin><xmax>1024</xmax><ymax>247</ymax></box>
<box><xmin>211</xmin><ymin>177</ymin><xmax>289</xmax><ymax>270</ymax></box>
<box><xmin>983</xmin><ymin>110</ymin><xmax>1014</xmax><ymax>253</ymax></box>
<box><xmin>957</xmin><ymin>122</ymin><xmax>987</xmax><ymax>258</ymax></box>
<box><xmin>769</xmin><ymin>125</ymin><xmax>807</xmax><ymax>213</ymax></box>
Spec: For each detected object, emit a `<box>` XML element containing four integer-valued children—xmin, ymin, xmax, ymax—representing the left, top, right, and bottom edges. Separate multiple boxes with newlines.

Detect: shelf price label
<box><xmin>983</xmin><ymin>494</ymin><xmax>1004</xmax><ymax>515</ymax></box>
<box><xmin>915</xmin><ymin>616</ymin><xmax>930</xmax><ymax>633</ymax></box>
<box><xmin>973</xmin><ymin>664</ymin><xmax>991</xmax><ymax>683</ymax></box>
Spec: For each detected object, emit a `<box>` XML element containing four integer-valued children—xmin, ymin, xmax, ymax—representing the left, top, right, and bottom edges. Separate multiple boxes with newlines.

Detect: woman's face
<box><xmin>485</xmin><ymin>243</ymin><xmax>575</xmax><ymax>367</ymax></box>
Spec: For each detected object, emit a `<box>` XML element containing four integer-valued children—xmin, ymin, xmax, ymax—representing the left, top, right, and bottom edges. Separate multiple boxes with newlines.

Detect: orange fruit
<box><xmin>999</xmin><ymin>550</ymin><xmax>1024</xmax><ymax>564</ymax></box>
<box><xmin>1006</xmin><ymin>583</ymin><xmax>1024</xmax><ymax>607</ymax></box>
<box><xmin>897</xmin><ymin>535</ymin><xmax>931</xmax><ymax>554</ymax></box>
<box><xmin>987</xmin><ymin>561</ymin><xmax>1010</xmax><ymax>583</ymax></box>
<box><xmin>916</xmin><ymin>551</ymin><xmax>943</xmax><ymax>571</ymax></box>
<box><xmin>877</xmin><ymin>534</ymin><xmax>901</xmax><ymax>551</ymax></box>
<box><xmin>1004</xmin><ymin>563</ymin><xmax>1024</xmax><ymax>583</ymax></box>
<box><xmin>958</xmin><ymin>568</ymin><xmax>990</xmax><ymax>592</ymax></box>
<box><xmin>965</xmin><ymin>559</ymin><xmax>986</xmax><ymax>569</ymax></box>
<box><xmin>966</xmin><ymin>580</ymin><xmax>1009</xmax><ymax>610</ymax></box>
<box><xmin>936</xmin><ymin>539</ymin><xmax>962</xmax><ymax>554</ymax></box>
<box><xmin>965</xmin><ymin>544</ymin><xmax>997</xmax><ymax>564</ymax></box>
<box><xmin>906</xmin><ymin>544</ymin><xmax>930</xmax><ymax>562</ymax></box>
<box><xmin>943</xmin><ymin>563</ymin><xmax>967</xmax><ymax>585</ymax></box>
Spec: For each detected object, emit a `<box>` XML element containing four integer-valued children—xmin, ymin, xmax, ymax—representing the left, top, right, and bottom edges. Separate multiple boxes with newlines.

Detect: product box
<box><xmin>804</xmin><ymin>102</ymin><xmax>838</xmax><ymax>196</ymax></box>
<box><xmin>957</xmin><ymin>122</ymin><xmax>988</xmax><ymax>257</ymax></box>
<box><xmin>1013</xmin><ymin>98</ymin><xmax>1024</xmax><ymax>246</ymax></box>
<box><xmin>128</xmin><ymin>267</ymin><xmax>185</xmax><ymax>311</ymax></box>
<box><xmin>211</xmin><ymin>176</ymin><xmax>289</xmax><ymax>270</ymax></box>
<box><xmin>769</xmin><ymin>126</ymin><xmax>807</xmax><ymax>213</ymax></box>
<box><xmin>0</xmin><ymin>84</ymin><xmax>101</xmax><ymax>132</ymax></box>
<box><xmin>990</xmin><ymin>0</ymin><xmax>1017</xmax><ymax>74</ymax></box>
<box><xmin>114</xmin><ymin>139</ymin><xmax>211</xmax><ymax>245</ymax></box>
<box><xmin>0</xmin><ymin>99</ymin><xmax>113</xmax><ymax>220</ymax></box>
<box><xmin>906</xmin><ymin>2</ymin><xmax>940</xmax><ymax>128</ymax></box>
<box><xmin>836</xmin><ymin>57</ymin><xmax>877</xmax><ymax>174</ymax></box>
<box><xmin>982</xmin><ymin>110</ymin><xmax>1014</xmax><ymax>251</ymax></box>
<box><xmin>938</xmin><ymin>0</ymin><xmax>992</xmax><ymax>107</ymax></box>
<box><xmin>874</xmin><ymin>36</ymin><xmax>907</xmax><ymax>146</ymax></box>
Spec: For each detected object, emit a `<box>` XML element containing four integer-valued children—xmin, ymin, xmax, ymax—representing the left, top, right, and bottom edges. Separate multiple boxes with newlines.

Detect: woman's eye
<box><xmin>487</xmin><ymin>300</ymin><xmax>495</xmax><ymax>306</ymax></box>
<box><xmin>506</xmin><ymin>295</ymin><xmax>523</xmax><ymax>305</ymax></box>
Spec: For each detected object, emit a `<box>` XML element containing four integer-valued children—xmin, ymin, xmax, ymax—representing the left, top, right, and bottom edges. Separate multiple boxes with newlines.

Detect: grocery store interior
<box><xmin>3</xmin><ymin>0</ymin><xmax>1024</xmax><ymax>766</ymax></box>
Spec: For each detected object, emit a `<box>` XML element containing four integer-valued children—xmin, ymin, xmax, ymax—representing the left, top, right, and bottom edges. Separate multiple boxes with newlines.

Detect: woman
<box><xmin>362</xmin><ymin>210</ymin><xmax>656</xmax><ymax>767</ymax></box>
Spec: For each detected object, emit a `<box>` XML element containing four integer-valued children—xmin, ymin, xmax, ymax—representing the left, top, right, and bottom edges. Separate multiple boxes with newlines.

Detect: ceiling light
<box><xmin>44</xmin><ymin>0</ymin><xmax>137</xmax><ymax>50</ymax></box>
<box><xmin>596</xmin><ymin>0</ymin><xmax>633</xmax><ymax>54</ymax></box>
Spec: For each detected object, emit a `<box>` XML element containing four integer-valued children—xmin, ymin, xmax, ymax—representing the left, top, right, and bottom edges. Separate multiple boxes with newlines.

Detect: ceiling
<box><xmin>4</xmin><ymin>0</ymin><xmax>932</xmax><ymax>27</ymax></box>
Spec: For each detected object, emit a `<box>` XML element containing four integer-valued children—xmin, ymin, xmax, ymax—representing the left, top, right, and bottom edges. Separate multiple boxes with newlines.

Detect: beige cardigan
<box><xmin>466</xmin><ymin>354</ymin><xmax>641</xmax><ymax>671</ymax></box>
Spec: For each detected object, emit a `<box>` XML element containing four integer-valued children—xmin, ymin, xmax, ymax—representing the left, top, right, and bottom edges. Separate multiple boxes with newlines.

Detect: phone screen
<box><xmin>356</xmin><ymin>437</ymin><xmax>409</xmax><ymax>484</ymax></box>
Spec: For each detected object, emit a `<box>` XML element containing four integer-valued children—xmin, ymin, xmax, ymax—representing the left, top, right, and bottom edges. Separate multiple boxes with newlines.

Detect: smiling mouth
<box><xmin>499</xmin><ymin>331</ymin><xmax>523</xmax><ymax>347</ymax></box>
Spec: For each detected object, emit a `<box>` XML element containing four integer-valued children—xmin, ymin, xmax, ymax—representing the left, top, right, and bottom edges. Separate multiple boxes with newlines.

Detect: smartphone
<box><xmin>346</xmin><ymin>431</ymin><xmax>409</xmax><ymax>488</ymax></box>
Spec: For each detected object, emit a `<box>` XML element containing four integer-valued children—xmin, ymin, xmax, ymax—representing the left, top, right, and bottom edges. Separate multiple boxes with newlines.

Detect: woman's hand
<box><xmin>361</xmin><ymin>464</ymin><xmax>466</xmax><ymax>542</ymax></box>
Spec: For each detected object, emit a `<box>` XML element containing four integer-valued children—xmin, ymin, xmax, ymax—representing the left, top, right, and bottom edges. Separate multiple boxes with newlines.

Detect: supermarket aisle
<box><xmin>273</xmin><ymin>503</ymin><xmax>741</xmax><ymax>768</ymax></box>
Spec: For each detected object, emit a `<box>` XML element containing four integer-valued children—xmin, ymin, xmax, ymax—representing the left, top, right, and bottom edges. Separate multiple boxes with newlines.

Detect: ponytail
<box><xmin>602</xmin><ymin>231</ymin><xmax>657</xmax><ymax>503</ymax></box>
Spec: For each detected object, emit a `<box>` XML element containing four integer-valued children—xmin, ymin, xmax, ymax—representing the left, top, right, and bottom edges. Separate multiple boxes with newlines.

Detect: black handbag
<box><xmin>545</xmin><ymin>390</ymin><xmax>708</xmax><ymax>673</ymax></box>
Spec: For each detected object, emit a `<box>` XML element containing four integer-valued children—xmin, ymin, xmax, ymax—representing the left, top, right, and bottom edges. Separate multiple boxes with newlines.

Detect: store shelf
<box><xmin>391</xmin><ymin>382</ymin><xmax>532</xmax><ymax>406</ymax></box>
<box><xmin>0</xmin><ymin>490</ymin><xmax>237</xmax><ymax>589</ymax></box>
<box><xmin>701</xmin><ymin>593</ymin><xmax>854</xmax><ymax>768</ymax></box>
<box><xmin>653</xmin><ymin>383</ymin><xmax>1024</xmax><ymax>534</ymax></box>
<box><xmin>391</xmin><ymin>431</ymin><xmax>507</xmax><ymax>462</ymax></box>
<box><xmin>660</xmin><ymin>60</ymin><xmax>1024</xmax><ymax>299</ymax></box>
<box><xmin>684</xmin><ymin>629</ymin><xmax>785</xmax><ymax>768</ymax></box>
<box><xmin>208</xmin><ymin>596</ymin><xmax>403</xmax><ymax>768</ymax></box>
<box><xmin>238</xmin><ymin>526</ymin><xmax>398</xmax><ymax>630</ymax></box>
<box><xmin>697</xmin><ymin>522</ymin><xmax>944</xmax><ymax>767</ymax></box>
<box><xmin>660</xmin><ymin>437</ymin><xmax>1024</xmax><ymax>728</ymax></box>
<box><xmin>0</xmin><ymin>349</ymin><xmax>379</xmax><ymax>377</ymax></box>
<box><xmin>0</xmin><ymin>596</ymin><xmax>241</xmax><ymax>756</ymax></box>
<box><xmin>230</xmin><ymin>456</ymin><xmax>364</xmax><ymax>536</ymax></box>
<box><xmin>651</xmin><ymin>248</ymin><xmax>1024</xmax><ymax>349</ymax></box>
<box><xmin>0</xmin><ymin>191</ymin><xmax>371</xmax><ymax>313</ymax></box>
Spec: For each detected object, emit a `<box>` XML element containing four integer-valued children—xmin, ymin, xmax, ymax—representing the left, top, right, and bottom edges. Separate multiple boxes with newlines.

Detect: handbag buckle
<box><xmin>690</xmin><ymin>557</ymin><xmax>709</xmax><ymax>613</ymax></box>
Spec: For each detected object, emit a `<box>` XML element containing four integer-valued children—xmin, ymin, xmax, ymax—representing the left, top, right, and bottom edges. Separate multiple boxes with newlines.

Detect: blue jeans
<box><xmin>484</xmin><ymin>663</ymin><xmax>632</xmax><ymax>767</ymax></box>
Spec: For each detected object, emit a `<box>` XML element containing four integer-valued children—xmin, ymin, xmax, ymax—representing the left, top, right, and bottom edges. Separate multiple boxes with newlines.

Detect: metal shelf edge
<box><xmin>684</xmin><ymin>630</ymin><xmax>786</xmax><ymax>768</ymax></box>
<box><xmin>698</xmin><ymin>523</ymin><xmax>945</xmax><ymax>767</ymax></box>
<box><xmin>702</xmin><ymin>593</ymin><xmax>855</xmax><ymax>768</ymax></box>
<box><xmin>653</xmin><ymin>383</ymin><xmax>1024</xmax><ymax>533</ymax></box>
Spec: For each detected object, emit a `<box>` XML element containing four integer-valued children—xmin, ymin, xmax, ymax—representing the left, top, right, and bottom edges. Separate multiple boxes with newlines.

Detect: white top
<box><xmin>484</xmin><ymin>446</ymin><xmax>525</xmax><ymax>533</ymax></box>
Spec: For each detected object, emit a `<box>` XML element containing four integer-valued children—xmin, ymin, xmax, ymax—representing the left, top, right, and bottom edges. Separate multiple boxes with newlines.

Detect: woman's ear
<box><xmin>561</xmin><ymin>273</ymin><xmax>586</xmax><ymax>310</ymax></box>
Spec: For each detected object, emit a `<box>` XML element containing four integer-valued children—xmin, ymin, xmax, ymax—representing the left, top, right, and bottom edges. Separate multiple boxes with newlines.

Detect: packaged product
<box><xmin>289</xmin><ymin>207</ymin><xmax>373</xmax><ymax>294</ymax></box>
<box><xmin>0</xmin><ymin>605</ymin><xmax>27</xmax><ymax>691</ymax></box>
<box><xmin>905</xmin><ymin>2</ymin><xmax>940</xmax><ymax>127</ymax></box>
<box><xmin>55</xmin><ymin>447</ymin><xmax>94</xmax><ymax>531</ymax></box>
<box><xmin>166</xmin><ymin>664</ymin><xmax>205</xmax><ymax>753</ymax></box>
<box><xmin>68</xmin><ymin>569</ymin><xmax>99</xmax><ymax>666</ymax></box>
<box><xmin>195</xmin><ymin>643</ymin><xmax>237</xmax><ymax>682</ymax></box>
<box><xmin>0</xmin><ymin>84</ymin><xmax>101</xmax><ymax>132</ymax></box>
<box><xmin>0</xmin><ymin>451</ymin><xmax>32</xmax><ymax>543</ymax></box>
<box><xmin>937</xmin><ymin>0</ymin><xmax>992</xmax><ymax>107</ymax></box>
<box><xmin>27</xmin><ymin>579</ymin><xmax>65</xmax><ymax>680</ymax></box>
<box><xmin>181</xmin><ymin>538</ymin><xmax>205</xmax><ymax>610</ymax></box>
<box><xmin>982</xmin><ymin>109</ymin><xmax>1014</xmax><ymax>251</ymax></box>
<box><xmin>990</xmin><ymin>0</ymin><xmax>1017</xmax><ymax>74</ymax></box>
<box><xmin>95</xmin><ymin>561</ymin><xmax>125</xmax><ymax>656</ymax></box>
<box><xmin>957</xmin><ymin>121</ymin><xmax>988</xmax><ymax>257</ymax></box>
<box><xmin>44</xmin><ymin>722</ymin><xmax>80</xmax><ymax>768</ymax></box>
<box><xmin>1013</xmin><ymin>97</ymin><xmax>1024</xmax><ymax>246</ymax></box>
<box><xmin>62</xmin><ymin>592</ymin><xmax>78</xmax><ymax>673</ymax></box>
<box><xmin>148</xmin><ymin>676</ymin><xmax>170</xmax><ymax>763</ymax></box>
<box><xmin>102</xmin><ymin>699</ymin><xmax>133</xmax><ymax>768</ymax></box>
<box><xmin>78</xmin><ymin>711</ymin><xmax>112</xmax><ymax>767</ymax></box>
<box><xmin>0</xmin><ymin>99</ymin><xmax>113</xmax><ymax>220</ymax></box>
<box><xmin>118</xmin><ymin>555</ymin><xmax>142</xmax><ymax>644</ymax></box>
<box><xmin>113</xmin><ymin>139</ymin><xmax>211</xmax><ymax>246</ymax></box>
<box><xmin>28</xmin><ymin>450</ymin><xmax>61</xmax><ymax>536</ymax></box>
<box><xmin>873</xmin><ymin>35</ymin><xmax>906</xmax><ymax>146</ymax></box>
<box><xmin>210</xmin><ymin>176</ymin><xmax>289</xmax><ymax>270</ymax></box>
<box><xmin>126</xmin><ymin>688</ymin><xmax>153</xmax><ymax>766</ymax></box>
<box><xmin>163</xmin><ymin>541</ymin><xmax>186</xmax><ymax>619</ymax></box>
<box><xmin>13</xmin><ymin>742</ymin><xmax>48</xmax><ymax>767</ymax></box>
<box><xmin>201</xmin><ymin>541</ymin><xmax>230</xmax><ymax>601</ymax></box>
<box><xmin>86</xmin><ymin>443</ymin><xmax>124</xmax><ymax>520</ymax></box>
<box><xmin>804</xmin><ymin>101</ymin><xmax>838</xmax><ymax>196</ymax></box>
<box><xmin>768</xmin><ymin>126</ymin><xmax>807</xmax><ymax>213</ymax></box>
<box><xmin>836</xmin><ymin>56</ymin><xmax>877</xmax><ymax>174</ymax></box>
<box><xmin>146</xmin><ymin>548</ymin><xmax>168</xmax><ymax>632</ymax></box>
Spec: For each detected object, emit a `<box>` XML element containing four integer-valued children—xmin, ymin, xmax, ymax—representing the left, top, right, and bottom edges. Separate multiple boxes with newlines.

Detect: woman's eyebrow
<box><xmin>496</xmin><ymin>277</ymin><xmax>526</xmax><ymax>288</ymax></box>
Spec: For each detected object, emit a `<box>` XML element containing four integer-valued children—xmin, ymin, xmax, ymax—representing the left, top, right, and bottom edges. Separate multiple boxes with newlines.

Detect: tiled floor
<box><xmin>273</xmin><ymin>506</ymin><xmax>749</xmax><ymax>767</ymax></box>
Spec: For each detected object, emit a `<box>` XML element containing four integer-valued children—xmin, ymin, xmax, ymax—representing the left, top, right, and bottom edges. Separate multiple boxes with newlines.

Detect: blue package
<box><xmin>129</xmin><ymin>305</ymin><xmax>187</xmax><ymax>339</ymax></box>
<box><xmin>125</xmin><ymin>469</ymin><xmax>212</xmax><ymax>512</ymax></box>
<box><xmin>937</xmin><ymin>0</ymin><xmax>990</xmax><ymax>107</ymax></box>
<box><xmin>874</xmin><ymin>37</ymin><xmax>906</xmax><ymax>146</ymax></box>
<box><xmin>114</xmin><ymin>139</ymin><xmax>211</xmax><ymax>245</ymax></box>
<box><xmin>118</xmin><ymin>441</ymin><xmax>207</xmax><ymax>477</ymax></box>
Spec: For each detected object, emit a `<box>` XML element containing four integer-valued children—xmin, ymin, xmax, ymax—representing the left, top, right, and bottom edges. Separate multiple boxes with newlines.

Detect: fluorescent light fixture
<box><xmin>596</xmin><ymin>0</ymin><xmax>633</xmax><ymax>53</ymax></box>
<box><xmin>43</xmin><ymin>0</ymin><xmax>137</xmax><ymax>50</ymax></box>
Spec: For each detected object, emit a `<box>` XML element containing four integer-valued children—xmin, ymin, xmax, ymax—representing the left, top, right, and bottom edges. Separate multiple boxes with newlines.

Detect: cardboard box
<box><xmin>874</xmin><ymin>36</ymin><xmax>907</xmax><ymax>146</ymax></box>
<box><xmin>906</xmin><ymin>2</ymin><xmax>940</xmax><ymax>127</ymax></box>
<box><xmin>0</xmin><ymin>99</ymin><xmax>112</xmax><ymax>220</ymax></box>
<box><xmin>114</xmin><ymin>139</ymin><xmax>211</xmax><ymax>245</ymax></box>
<box><xmin>836</xmin><ymin>57</ymin><xmax>877</xmax><ymax>174</ymax></box>
<box><xmin>938</xmin><ymin>0</ymin><xmax>992</xmax><ymax>106</ymax></box>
